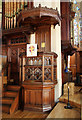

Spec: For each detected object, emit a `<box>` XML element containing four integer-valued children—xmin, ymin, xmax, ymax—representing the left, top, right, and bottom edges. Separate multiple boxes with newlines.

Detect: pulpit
<box><xmin>20</xmin><ymin>52</ymin><xmax>57</xmax><ymax>112</ymax></box>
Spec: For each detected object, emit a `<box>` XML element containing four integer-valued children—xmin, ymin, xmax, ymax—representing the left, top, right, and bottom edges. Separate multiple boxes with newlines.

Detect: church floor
<box><xmin>2</xmin><ymin>110</ymin><xmax>49</xmax><ymax>119</ymax></box>
<box><xmin>2</xmin><ymin>102</ymin><xmax>81</xmax><ymax>119</ymax></box>
<box><xmin>1</xmin><ymin>86</ymin><xmax>82</xmax><ymax>119</ymax></box>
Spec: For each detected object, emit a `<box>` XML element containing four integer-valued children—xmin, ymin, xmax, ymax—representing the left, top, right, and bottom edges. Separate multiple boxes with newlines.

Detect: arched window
<box><xmin>71</xmin><ymin>0</ymin><xmax>81</xmax><ymax>48</ymax></box>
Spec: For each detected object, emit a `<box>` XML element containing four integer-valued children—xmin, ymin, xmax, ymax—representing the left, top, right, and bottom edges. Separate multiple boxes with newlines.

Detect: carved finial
<box><xmin>39</xmin><ymin>4</ymin><xmax>41</xmax><ymax>8</ymax></box>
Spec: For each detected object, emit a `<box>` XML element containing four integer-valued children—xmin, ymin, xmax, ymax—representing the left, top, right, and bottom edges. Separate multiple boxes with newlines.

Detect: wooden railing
<box><xmin>2</xmin><ymin>62</ymin><xmax>11</xmax><ymax>91</ymax></box>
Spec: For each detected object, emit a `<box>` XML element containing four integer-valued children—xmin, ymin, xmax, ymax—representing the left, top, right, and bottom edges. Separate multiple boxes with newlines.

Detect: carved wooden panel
<box><xmin>25</xmin><ymin>67</ymin><xmax>42</xmax><ymax>81</ymax></box>
<box><xmin>9</xmin><ymin>44</ymin><xmax>26</xmax><ymax>84</ymax></box>
<box><xmin>11</xmin><ymin>36</ymin><xmax>26</xmax><ymax>44</ymax></box>
<box><xmin>24</xmin><ymin>89</ymin><xmax>42</xmax><ymax>105</ymax></box>
<box><xmin>44</xmin><ymin>68</ymin><xmax>51</xmax><ymax>80</ymax></box>
<box><xmin>23</xmin><ymin>84</ymin><xmax>55</xmax><ymax>112</ymax></box>
<box><xmin>35</xmin><ymin>25</ymin><xmax>51</xmax><ymax>52</ymax></box>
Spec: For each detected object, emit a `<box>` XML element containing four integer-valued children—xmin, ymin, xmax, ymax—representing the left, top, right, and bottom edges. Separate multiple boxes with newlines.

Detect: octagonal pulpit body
<box><xmin>20</xmin><ymin>52</ymin><xmax>58</xmax><ymax>112</ymax></box>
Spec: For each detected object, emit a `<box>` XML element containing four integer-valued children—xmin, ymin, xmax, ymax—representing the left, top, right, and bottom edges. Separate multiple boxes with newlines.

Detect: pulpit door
<box><xmin>8</xmin><ymin>45</ymin><xmax>26</xmax><ymax>85</ymax></box>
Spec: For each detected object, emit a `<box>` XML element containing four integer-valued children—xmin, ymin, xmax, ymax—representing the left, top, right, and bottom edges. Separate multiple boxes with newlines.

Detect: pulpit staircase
<box><xmin>1</xmin><ymin>62</ymin><xmax>21</xmax><ymax>114</ymax></box>
<box><xmin>1</xmin><ymin>85</ymin><xmax>21</xmax><ymax>114</ymax></box>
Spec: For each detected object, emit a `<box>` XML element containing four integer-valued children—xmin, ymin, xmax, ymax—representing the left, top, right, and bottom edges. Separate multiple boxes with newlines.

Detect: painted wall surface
<box><xmin>32</xmin><ymin>0</ymin><xmax>62</xmax><ymax>102</ymax></box>
<box><xmin>51</xmin><ymin>1</ymin><xmax>62</xmax><ymax>102</ymax></box>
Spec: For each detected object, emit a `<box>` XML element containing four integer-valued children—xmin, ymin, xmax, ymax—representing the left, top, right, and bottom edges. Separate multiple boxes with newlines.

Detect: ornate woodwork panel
<box><xmin>44</xmin><ymin>68</ymin><xmax>51</xmax><ymax>81</ymax></box>
<box><xmin>21</xmin><ymin>52</ymin><xmax>57</xmax><ymax>111</ymax></box>
<box><xmin>25</xmin><ymin>67</ymin><xmax>42</xmax><ymax>81</ymax></box>
<box><xmin>24</xmin><ymin>89</ymin><xmax>42</xmax><ymax>105</ymax></box>
<box><xmin>8</xmin><ymin>44</ymin><xmax>26</xmax><ymax>84</ymax></box>
<box><xmin>11</xmin><ymin>37</ymin><xmax>26</xmax><ymax>44</ymax></box>
<box><xmin>23</xmin><ymin>84</ymin><xmax>55</xmax><ymax>112</ymax></box>
<box><xmin>35</xmin><ymin>25</ymin><xmax>51</xmax><ymax>52</ymax></box>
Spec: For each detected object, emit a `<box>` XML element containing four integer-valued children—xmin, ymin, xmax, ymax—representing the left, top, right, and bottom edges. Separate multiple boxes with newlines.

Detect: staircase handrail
<box><xmin>2</xmin><ymin>62</ymin><xmax>11</xmax><ymax>88</ymax></box>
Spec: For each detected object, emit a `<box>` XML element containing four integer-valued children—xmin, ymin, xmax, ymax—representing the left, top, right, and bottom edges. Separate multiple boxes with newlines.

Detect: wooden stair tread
<box><xmin>2</xmin><ymin>85</ymin><xmax>21</xmax><ymax>114</ymax></box>
<box><xmin>7</xmin><ymin>85</ymin><xmax>20</xmax><ymax>91</ymax></box>
<box><xmin>4</xmin><ymin>91</ymin><xmax>18</xmax><ymax>97</ymax></box>
<box><xmin>3</xmin><ymin>96</ymin><xmax>15</xmax><ymax>99</ymax></box>
<box><xmin>6</xmin><ymin>89</ymin><xmax>19</xmax><ymax>92</ymax></box>
<box><xmin>1</xmin><ymin>97</ymin><xmax>14</xmax><ymax>104</ymax></box>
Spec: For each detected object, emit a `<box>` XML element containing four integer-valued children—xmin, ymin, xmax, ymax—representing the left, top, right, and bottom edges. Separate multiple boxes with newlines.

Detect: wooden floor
<box><xmin>2</xmin><ymin>102</ymin><xmax>81</xmax><ymax>119</ymax></box>
<box><xmin>2</xmin><ymin>110</ymin><xmax>49</xmax><ymax>119</ymax></box>
<box><xmin>1</xmin><ymin>85</ymin><xmax>82</xmax><ymax>119</ymax></box>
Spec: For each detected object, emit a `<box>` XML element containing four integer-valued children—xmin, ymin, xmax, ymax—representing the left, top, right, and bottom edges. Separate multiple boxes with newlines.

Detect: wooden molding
<box><xmin>17</xmin><ymin>4</ymin><xmax>61</xmax><ymax>27</ymax></box>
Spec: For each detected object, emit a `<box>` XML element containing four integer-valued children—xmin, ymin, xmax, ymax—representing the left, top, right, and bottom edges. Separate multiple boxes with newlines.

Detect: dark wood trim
<box><xmin>17</xmin><ymin>5</ymin><xmax>61</xmax><ymax>27</ymax></box>
<box><xmin>2</xmin><ymin>26</ymin><xmax>35</xmax><ymax>36</ymax></box>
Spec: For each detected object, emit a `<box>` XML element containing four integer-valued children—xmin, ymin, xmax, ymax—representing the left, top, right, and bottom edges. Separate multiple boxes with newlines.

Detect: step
<box><xmin>1</xmin><ymin>97</ymin><xmax>14</xmax><ymax>104</ymax></box>
<box><xmin>2</xmin><ymin>104</ymin><xmax>10</xmax><ymax>113</ymax></box>
<box><xmin>4</xmin><ymin>91</ymin><xmax>17</xmax><ymax>98</ymax></box>
<box><xmin>7</xmin><ymin>85</ymin><xmax>20</xmax><ymax>91</ymax></box>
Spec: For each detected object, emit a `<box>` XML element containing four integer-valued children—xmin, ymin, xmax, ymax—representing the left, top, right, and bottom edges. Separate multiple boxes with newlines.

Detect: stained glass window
<box><xmin>71</xmin><ymin>0</ymin><xmax>81</xmax><ymax>47</ymax></box>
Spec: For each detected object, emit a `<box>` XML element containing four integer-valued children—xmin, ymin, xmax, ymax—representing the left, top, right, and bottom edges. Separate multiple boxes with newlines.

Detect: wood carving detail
<box><xmin>25</xmin><ymin>67</ymin><xmax>42</xmax><ymax>80</ymax></box>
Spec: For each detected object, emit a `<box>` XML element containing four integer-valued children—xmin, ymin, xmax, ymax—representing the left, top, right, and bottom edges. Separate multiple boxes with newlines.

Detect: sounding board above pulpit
<box><xmin>19</xmin><ymin>52</ymin><xmax>58</xmax><ymax>112</ymax></box>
